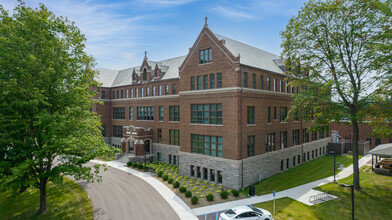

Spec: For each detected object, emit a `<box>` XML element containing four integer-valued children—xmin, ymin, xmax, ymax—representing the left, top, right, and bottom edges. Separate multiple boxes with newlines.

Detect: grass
<box><xmin>0</xmin><ymin>177</ymin><xmax>93</xmax><ymax>220</ymax></box>
<box><xmin>254</xmin><ymin>170</ymin><xmax>392</xmax><ymax>220</ymax></box>
<box><xmin>242</xmin><ymin>155</ymin><xmax>360</xmax><ymax>196</ymax></box>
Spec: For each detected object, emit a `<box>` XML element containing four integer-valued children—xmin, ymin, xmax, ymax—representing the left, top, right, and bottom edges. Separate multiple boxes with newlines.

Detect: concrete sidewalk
<box><xmin>90</xmin><ymin>160</ymin><xmax>198</xmax><ymax>220</ymax></box>
<box><xmin>193</xmin><ymin>154</ymin><xmax>372</xmax><ymax>216</ymax></box>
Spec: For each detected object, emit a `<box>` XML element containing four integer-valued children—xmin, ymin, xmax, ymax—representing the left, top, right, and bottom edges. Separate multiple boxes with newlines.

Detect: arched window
<box><xmin>143</xmin><ymin>68</ymin><xmax>147</xmax><ymax>81</ymax></box>
<box><xmin>155</xmin><ymin>69</ymin><xmax>159</xmax><ymax>78</ymax></box>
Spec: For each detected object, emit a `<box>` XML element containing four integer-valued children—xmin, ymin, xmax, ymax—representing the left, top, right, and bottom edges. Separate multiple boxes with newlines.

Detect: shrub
<box><xmin>200</xmin><ymin>195</ymin><xmax>205</xmax><ymax>198</ymax></box>
<box><xmin>179</xmin><ymin>187</ymin><xmax>187</xmax><ymax>193</ymax></box>
<box><xmin>218</xmin><ymin>186</ymin><xmax>222</xmax><ymax>189</ymax></box>
<box><xmin>216</xmin><ymin>190</ymin><xmax>221</xmax><ymax>194</ymax></box>
<box><xmin>191</xmin><ymin>196</ymin><xmax>199</xmax><ymax>205</ymax></box>
<box><xmin>168</xmin><ymin>178</ymin><xmax>174</xmax><ymax>184</ymax></box>
<box><xmin>220</xmin><ymin>191</ymin><xmax>229</xmax><ymax>199</ymax></box>
<box><xmin>228</xmin><ymin>189</ymin><xmax>232</xmax><ymax>193</ymax></box>
<box><xmin>203</xmin><ymin>181</ymin><xmax>208</xmax><ymax>185</ymax></box>
<box><xmin>172</xmin><ymin>181</ymin><xmax>180</xmax><ymax>188</ymax></box>
<box><xmin>231</xmin><ymin>190</ymin><xmax>239</xmax><ymax>197</ymax></box>
<box><xmin>185</xmin><ymin>191</ymin><xmax>192</xmax><ymax>198</ymax></box>
<box><xmin>210</xmin><ymin>183</ymin><xmax>215</xmax><ymax>187</ymax></box>
<box><xmin>195</xmin><ymin>192</ymin><xmax>200</xmax><ymax>195</ymax></box>
<box><xmin>206</xmin><ymin>194</ymin><xmax>214</xmax><ymax>201</ymax></box>
<box><xmin>162</xmin><ymin>174</ymin><xmax>168</xmax><ymax>181</ymax></box>
<box><xmin>200</xmin><ymin>188</ymin><xmax>204</xmax><ymax>192</ymax></box>
<box><xmin>189</xmin><ymin>184</ymin><xmax>194</xmax><ymax>187</ymax></box>
<box><xmin>210</xmin><ymin>188</ymin><xmax>214</xmax><ymax>191</ymax></box>
<box><xmin>157</xmin><ymin>170</ymin><xmax>163</xmax><ymax>177</ymax></box>
<box><xmin>189</xmin><ymin>179</ymin><xmax>194</xmax><ymax>184</ymax></box>
<box><xmin>132</xmin><ymin>163</ymin><xmax>138</xmax><ymax>168</ymax></box>
<box><xmin>127</xmin><ymin>161</ymin><xmax>133</xmax><ymax>166</ymax></box>
<box><xmin>138</xmin><ymin>163</ymin><xmax>143</xmax><ymax>169</ymax></box>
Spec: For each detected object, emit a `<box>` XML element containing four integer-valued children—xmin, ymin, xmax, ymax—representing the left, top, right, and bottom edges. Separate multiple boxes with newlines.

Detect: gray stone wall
<box><xmin>152</xmin><ymin>143</ymin><xmax>180</xmax><ymax>165</ymax></box>
<box><xmin>242</xmin><ymin>138</ymin><xmax>331</xmax><ymax>187</ymax></box>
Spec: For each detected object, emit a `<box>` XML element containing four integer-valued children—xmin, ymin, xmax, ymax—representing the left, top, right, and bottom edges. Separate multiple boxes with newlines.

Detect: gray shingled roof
<box><xmin>214</xmin><ymin>33</ymin><xmax>283</xmax><ymax>74</ymax></box>
<box><xmin>369</xmin><ymin>143</ymin><xmax>392</xmax><ymax>157</ymax></box>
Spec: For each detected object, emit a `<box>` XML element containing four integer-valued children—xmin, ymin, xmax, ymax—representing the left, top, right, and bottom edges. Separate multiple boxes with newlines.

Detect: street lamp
<box><xmin>329</xmin><ymin>151</ymin><xmax>337</xmax><ymax>183</ymax></box>
<box><xmin>340</xmin><ymin>184</ymin><xmax>354</xmax><ymax>220</ymax></box>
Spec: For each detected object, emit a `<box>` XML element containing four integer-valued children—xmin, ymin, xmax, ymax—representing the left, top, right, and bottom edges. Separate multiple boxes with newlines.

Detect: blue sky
<box><xmin>1</xmin><ymin>0</ymin><xmax>307</xmax><ymax>70</ymax></box>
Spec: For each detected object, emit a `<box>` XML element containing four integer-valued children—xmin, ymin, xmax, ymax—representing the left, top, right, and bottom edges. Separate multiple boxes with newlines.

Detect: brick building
<box><xmin>92</xmin><ymin>21</ymin><xmax>330</xmax><ymax>189</ymax></box>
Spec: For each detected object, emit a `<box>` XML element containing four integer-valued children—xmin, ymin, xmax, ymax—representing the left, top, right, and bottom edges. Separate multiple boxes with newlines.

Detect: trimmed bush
<box><xmin>231</xmin><ymin>190</ymin><xmax>240</xmax><ymax>197</ymax></box>
<box><xmin>168</xmin><ymin>178</ymin><xmax>174</xmax><ymax>184</ymax></box>
<box><xmin>206</xmin><ymin>194</ymin><xmax>214</xmax><ymax>201</ymax></box>
<box><xmin>220</xmin><ymin>191</ymin><xmax>229</xmax><ymax>199</ymax></box>
<box><xmin>157</xmin><ymin>170</ymin><xmax>163</xmax><ymax>177</ymax></box>
<box><xmin>200</xmin><ymin>195</ymin><xmax>205</xmax><ymax>198</ymax></box>
<box><xmin>132</xmin><ymin>163</ymin><xmax>138</xmax><ymax>168</ymax></box>
<box><xmin>185</xmin><ymin>191</ymin><xmax>192</xmax><ymax>198</ymax></box>
<box><xmin>127</xmin><ymin>161</ymin><xmax>133</xmax><ymax>166</ymax></box>
<box><xmin>191</xmin><ymin>196</ymin><xmax>199</xmax><ymax>205</ymax></box>
<box><xmin>162</xmin><ymin>174</ymin><xmax>168</xmax><ymax>181</ymax></box>
<box><xmin>172</xmin><ymin>181</ymin><xmax>180</xmax><ymax>188</ymax></box>
<box><xmin>216</xmin><ymin>190</ymin><xmax>221</xmax><ymax>194</ymax></box>
<box><xmin>179</xmin><ymin>187</ymin><xmax>187</xmax><ymax>193</ymax></box>
<box><xmin>137</xmin><ymin>163</ymin><xmax>143</xmax><ymax>169</ymax></box>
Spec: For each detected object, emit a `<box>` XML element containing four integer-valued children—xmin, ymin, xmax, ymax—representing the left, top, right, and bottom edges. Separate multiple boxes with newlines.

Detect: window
<box><xmin>191</xmin><ymin>134</ymin><xmax>223</xmax><ymax>157</ymax></box>
<box><xmin>312</xmin><ymin>131</ymin><xmax>317</xmax><ymax>141</ymax></box>
<box><xmin>298</xmin><ymin>155</ymin><xmax>301</xmax><ymax>164</ymax></box>
<box><xmin>217</xmin><ymin>171</ymin><xmax>222</xmax><ymax>184</ymax></box>
<box><xmin>293</xmin><ymin>156</ymin><xmax>296</xmax><ymax>166</ymax></box>
<box><xmin>113</xmin><ymin>107</ymin><xmax>125</xmax><ymax>119</ymax></box>
<box><xmin>286</xmin><ymin>158</ymin><xmax>289</xmax><ymax>168</ymax></box>
<box><xmin>217</xmin><ymin>73</ymin><xmax>222</xmax><ymax>88</ymax></box>
<box><xmin>102</xmin><ymin>91</ymin><xmax>106</xmax><ymax>99</ymax></box>
<box><xmin>121</xmin><ymin>90</ymin><xmax>123</xmax><ymax>98</ymax></box>
<box><xmin>319</xmin><ymin>130</ymin><xmax>324</xmax><ymax>139</ymax></box>
<box><xmin>191</xmin><ymin>104</ymin><xmax>222</xmax><ymax>124</ymax></box>
<box><xmin>210</xmin><ymin>169</ymin><xmax>215</xmax><ymax>181</ymax></box>
<box><xmin>243</xmin><ymin>72</ymin><xmax>248</xmax><ymax>88</ymax></box>
<box><xmin>308</xmin><ymin>152</ymin><xmax>310</xmax><ymax>160</ymax></box>
<box><xmin>190</xmin><ymin>165</ymin><xmax>195</xmax><ymax>176</ymax></box>
<box><xmin>137</xmin><ymin>107</ymin><xmax>154</xmax><ymax>120</ymax></box>
<box><xmin>267</xmin><ymin>107</ymin><xmax>271</xmax><ymax>123</ymax></box>
<box><xmin>197</xmin><ymin>167</ymin><xmax>201</xmax><ymax>178</ymax></box>
<box><xmin>117</xmin><ymin>90</ymin><xmax>119</xmax><ymax>99</ymax></box>
<box><xmin>159</xmin><ymin>106</ymin><xmax>164</xmax><ymax>121</ymax></box>
<box><xmin>130</xmin><ymin>89</ymin><xmax>133</xmax><ymax>98</ymax></box>
<box><xmin>199</xmin><ymin>48</ymin><xmax>212</xmax><ymax>64</ymax></box>
<box><xmin>146</xmin><ymin>87</ymin><xmax>149</xmax><ymax>97</ymax></box>
<box><xmin>169</xmin><ymin>106</ymin><xmax>180</xmax><ymax>121</ymax></box>
<box><xmin>157</xmin><ymin>128</ymin><xmax>162</xmax><ymax>143</ymax></box>
<box><xmin>172</xmin><ymin>83</ymin><xmax>176</xmax><ymax>94</ymax></box>
<box><xmin>143</xmin><ymin>68</ymin><xmax>147</xmax><ymax>81</ymax></box>
<box><xmin>210</xmin><ymin>74</ymin><xmax>215</xmax><ymax>89</ymax></box>
<box><xmin>158</xmin><ymin>85</ymin><xmax>162</xmax><ymax>96</ymax></box>
<box><xmin>366</xmin><ymin>138</ymin><xmax>372</xmax><ymax>146</ymax></box>
<box><xmin>247</xmin><ymin>136</ymin><xmax>255</xmax><ymax>157</ymax></box>
<box><xmin>169</xmin><ymin>130</ymin><xmax>180</xmax><ymax>145</ymax></box>
<box><xmin>252</xmin><ymin>74</ymin><xmax>256</xmax><ymax>89</ymax></box>
<box><xmin>375</xmin><ymin>138</ymin><xmax>381</xmax><ymax>146</ymax></box>
<box><xmin>196</xmin><ymin>76</ymin><xmax>202</xmax><ymax>90</ymax></box>
<box><xmin>141</xmin><ymin>87</ymin><xmax>144</xmax><ymax>97</ymax></box>
<box><xmin>165</xmin><ymin>84</ymin><xmax>169</xmax><ymax>95</ymax></box>
<box><xmin>281</xmin><ymin>160</ymin><xmax>284</xmax><ymax>171</ymax></box>
<box><xmin>280</xmin><ymin>79</ymin><xmax>284</xmax><ymax>92</ymax></box>
<box><xmin>169</xmin><ymin>155</ymin><xmax>172</xmax><ymax>164</ymax></box>
<box><xmin>274</xmin><ymin>78</ymin><xmax>277</xmax><ymax>91</ymax></box>
<box><xmin>135</xmin><ymin>88</ymin><xmax>138</xmax><ymax>97</ymax></box>
<box><xmin>191</xmin><ymin>76</ymin><xmax>195</xmax><ymax>90</ymax></box>
<box><xmin>129</xmin><ymin>107</ymin><xmax>133</xmax><ymax>120</ymax></box>
<box><xmin>203</xmin><ymin>168</ymin><xmax>208</xmax><ymax>180</ymax></box>
<box><xmin>157</xmin><ymin>153</ymin><xmax>161</xmax><ymax>162</ymax></box>
<box><xmin>274</xmin><ymin>107</ymin><xmax>277</xmax><ymax>120</ymax></box>
<box><xmin>294</xmin><ymin>110</ymin><xmax>299</xmax><ymax>121</ymax></box>
<box><xmin>203</xmin><ymin>74</ymin><xmax>208</xmax><ymax>89</ymax></box>
<box><xmin>303</xmin><ymin>129</ymin><xmax>309</xmax><ymax>143</ymax></box>
<box><xmin>260</xmin><ymin>76</ymin><xmax>264</xmax><ymax>90</ymax></box>
<box><xmin>173</xmin><ymin>156</ymin><xmax>177</xmax><ymax>165</ymax></box>
<box><xmin>113</xmin><ymin>126</ymin><xmax>123</xmax><ymax>137</ymax></box>
<box><xmin>280</xmin><ymin>131</ymin><xmax>287</xmax><ymax>149</ymax></box>
<box><xmin>126</xmin><ymin>89</ymin><xmax>128</xmax><ymax>98</ymax></box>
<box><xmin>267</xmin><ymin>77</ymin><xmax>271</xmax><ymax>90</ymax></box>
<box><xmin>102</xmin><ymin>125</ymin><xmax>106</xmax><ymax>137</ymax></box>
<box><xmin>266</xmin><ymin>133</ymin><xmax>275</xmax><ymax>152</ymax></box>
<box><xmin>293</xmin><ymin>130</ymin><xmax>300</xmax><ymax>146</ymax></box>
<box><xmin>247</xmin><ymin>106</ymin><xmax>255</xmax><ymax>124</ymax></box>
<box><xmin>280</xmin><ymin>107</ymin><xmax>287</xmax><ymax>122</ymax></box>
<box><xmin>112</xmin><ymin>91</ymin><xmax>115</xmax><ymax>99</ymax></box>
<box><xmin>152</xmin><ymin>86</ymin><xmax>156</xmax><ymax>96</ymax></box>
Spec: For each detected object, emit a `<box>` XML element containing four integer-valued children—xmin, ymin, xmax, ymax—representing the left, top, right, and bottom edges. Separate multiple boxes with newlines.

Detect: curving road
<box><xmin>76</xmin><ymin>162</ymin><xmax>180</xmax><ymax>220</ymax></box>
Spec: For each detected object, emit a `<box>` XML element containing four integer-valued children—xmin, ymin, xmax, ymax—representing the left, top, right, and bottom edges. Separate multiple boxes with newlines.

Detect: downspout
<box><xmin>239</xmin><ymin>61</ymin><xmax>244</xmax><ymax>189</ymax></box>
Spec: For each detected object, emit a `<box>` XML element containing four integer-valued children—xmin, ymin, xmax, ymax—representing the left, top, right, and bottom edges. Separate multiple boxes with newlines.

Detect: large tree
<box><xmin>0</xmin><ymin>2</ymin><xmax>111</xmax><ymax>215</ymax></box>
<box><xmin>281</xmin><ymin>0</ymin><xmax>392</xmax><ymax>190</ymax></box>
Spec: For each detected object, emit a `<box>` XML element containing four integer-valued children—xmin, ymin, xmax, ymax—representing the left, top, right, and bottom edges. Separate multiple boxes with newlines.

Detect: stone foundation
<box><xmin>152</xmin><ymin>143</ymin><xmax>180</xmax><ymax>164</ymax></box>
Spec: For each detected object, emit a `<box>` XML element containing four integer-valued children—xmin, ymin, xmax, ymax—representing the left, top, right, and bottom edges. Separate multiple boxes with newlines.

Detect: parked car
<box><xmin>219</xmin><ymin>205</ymin><xmax>273</xmax><ymax>220</ymax></box>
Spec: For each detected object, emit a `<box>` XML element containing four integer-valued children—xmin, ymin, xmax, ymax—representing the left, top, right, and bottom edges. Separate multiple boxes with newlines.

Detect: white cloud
<box><xmin>211</xmin><ymin>5</ymin><xmax>256</xmax><ymax>20</ymax></box>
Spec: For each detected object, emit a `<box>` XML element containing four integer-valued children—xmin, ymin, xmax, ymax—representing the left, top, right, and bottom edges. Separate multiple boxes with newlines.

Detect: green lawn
<box><xmin>254</xmin><ymin>171</ymin><xmax>392</xmax><ymax>220</ymax></box>
<box><xmin>0</xmin><ymin>177</ymin><xmax>93</xmax><ymax>220</ymax></box>
<box><xmin>242</xmin><ymin>155</ymin><xmax>358</xmax><ymax>196</ymax></box>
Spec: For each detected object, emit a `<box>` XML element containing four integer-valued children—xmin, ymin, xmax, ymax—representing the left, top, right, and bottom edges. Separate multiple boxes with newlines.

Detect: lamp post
<box><xmin>329</xmin><ymin>151</ymin><xmax>336</xmax><ymax>183</ymax></box>
<box><xmin>340</xmin><ymin>184</ymin><xmax>354</xmax><ymax>220</ymax></box>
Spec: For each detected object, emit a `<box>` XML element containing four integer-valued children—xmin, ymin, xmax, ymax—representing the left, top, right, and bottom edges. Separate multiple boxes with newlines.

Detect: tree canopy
<box><xmin>0</xmin><ymin>2</ymin><xmax>112</xmax><ymax>214</ymax></box>
<box><xmin>281</xmin><ymin>0</ymin><xmax>392</xmax><ymax>190</ymax></box>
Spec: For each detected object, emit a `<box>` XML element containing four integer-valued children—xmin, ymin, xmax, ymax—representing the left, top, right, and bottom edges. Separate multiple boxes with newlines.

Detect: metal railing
<box><xmin>309</xmin><ymin>191</ymin><xmax>334</xmax><ymax>204</ymax></box>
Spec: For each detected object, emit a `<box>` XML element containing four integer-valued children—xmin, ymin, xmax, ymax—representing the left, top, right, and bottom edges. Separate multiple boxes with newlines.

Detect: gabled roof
<box><xmin>369</xmin><ymin>143</ymin><xmax>392</xmax><ymax>157</ymax></box>
<box><xmin>214</xmin><ymin>33</ymin><xmax>283</xmax><ymax>74</ymax></box>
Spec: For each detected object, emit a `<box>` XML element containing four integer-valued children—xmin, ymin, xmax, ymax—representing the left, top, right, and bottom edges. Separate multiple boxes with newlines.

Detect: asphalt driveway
<box><xmin>77</xmin><ymin>162</ymin><xmax>180</xmax><ymax>220</ymax></box>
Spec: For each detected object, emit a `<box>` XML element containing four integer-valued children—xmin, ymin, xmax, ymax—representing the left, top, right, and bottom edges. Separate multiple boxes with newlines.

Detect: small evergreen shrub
<box><xmin>132</xmin><ymin>163</ymin><xmax>138</xmax><ymax>168</ymax></box>
<box><xmin>127</xmin><ymin>161</ymin><xmax>133</xmax><ymax>166</ymax></box>
<box><xmin>191</xmin><ymin>196</ymin><xmax>199</xmax><ymax>205</ymax></box>
<box><xmin>179</xmin><ymin>187</ymin><xmax>187</xmax><ymax>193</ymax></box>
<box><xmin>200</xmin><ymin>195</ymin><xmax>205</xmax><ymax>198</ymax></box>
<box><xmin>231</xmin><ymin>190</ymin><xmax>239</xmax><ymax>197</ymax></box>
<box><xmin>220</xmin><ymin>191</ymin><xmax>229</xmax><ymax>199</ymax></box>
<box><xmin>162</xmin><ymin>174</ymin><xmax>168</xmax><ymax>181</ymax></box>
<box><xmin>137</xmin><ymin>163</ymin><xmax>143</xmax><ymax>169</ymax></box>
<box><xmin>157</xmin><ymin>170</ymin><xmax>163</xmax><ymax>177</ymax></box>
<box><xmin>206</xmin><ymin>194</ymin><xmax>214</xmax><ymax>201</ymax></box>
<box><xmin>172</xmin><ymin>181</ymin><xmax>180</xmax><ymax>188</ymax></box>
<box><xmin>216</xmin><ymin>190</ymin><xmax>221</xmax><ymax>194</ymax></box>
<box><xmin>185</xmin><ymin>191</ymin><xmax>192</xmax><ymax>198</ymax></box>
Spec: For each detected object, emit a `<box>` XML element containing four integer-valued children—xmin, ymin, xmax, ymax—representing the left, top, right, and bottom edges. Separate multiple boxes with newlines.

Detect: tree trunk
<box><xmin>352</xmin><ymin>120</ymin><xmax>361</xmax><ymax>190</ymax></box>
<box><xmin>36</xmin><ymin>178</ymin><xmax>47</xmax><ymax>215</ymax></box>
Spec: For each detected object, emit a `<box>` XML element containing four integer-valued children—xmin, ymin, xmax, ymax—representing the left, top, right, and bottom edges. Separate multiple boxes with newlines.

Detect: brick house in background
<box><xmin>92</xmin><ymin>21</ymin><xmax>331</xmax><ymax>190</ymax></box>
